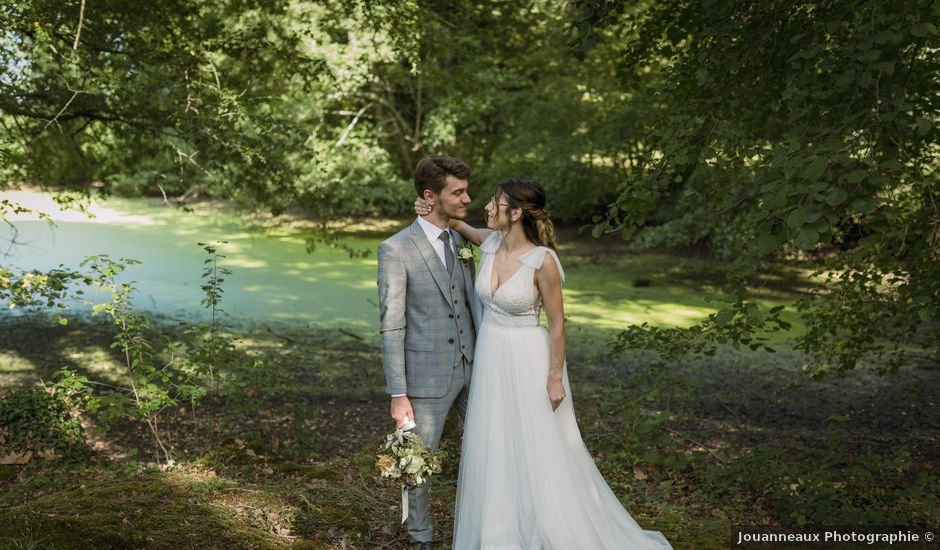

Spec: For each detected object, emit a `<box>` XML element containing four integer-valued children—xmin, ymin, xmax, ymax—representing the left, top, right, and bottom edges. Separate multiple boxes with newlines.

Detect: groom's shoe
<box><xmin>413</xmin><ymin>542</ymin><xmax>433</xmax><ymax>550</ymax></box>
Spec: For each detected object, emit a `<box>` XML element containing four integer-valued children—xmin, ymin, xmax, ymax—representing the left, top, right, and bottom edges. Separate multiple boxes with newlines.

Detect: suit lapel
<box><xmin>410</xmin><ymin>221</ymin><xmax>453</xmax><ymax>307</ymax></box>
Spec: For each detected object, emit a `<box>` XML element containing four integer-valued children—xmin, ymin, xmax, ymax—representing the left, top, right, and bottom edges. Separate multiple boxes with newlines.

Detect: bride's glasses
<box><xmin>487</xmin><ymin>196</ymin><xmax>512</xmax><ymax>208</ymax></box>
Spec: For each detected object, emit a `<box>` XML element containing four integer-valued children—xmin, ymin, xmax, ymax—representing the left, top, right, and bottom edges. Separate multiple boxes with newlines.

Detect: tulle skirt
<box><xmin>452</xmin><ymin>320</ymin><xmax>673</xmax><ymax>549</ymax></box>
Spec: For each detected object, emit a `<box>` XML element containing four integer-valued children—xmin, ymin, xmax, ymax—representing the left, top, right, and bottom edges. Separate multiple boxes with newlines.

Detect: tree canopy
<box><xmin>2</xmin><ymin>0</ymin><xmax>937</xmax><ymax>372</ymax></box>
<box><xmin>570</xmin><ymin>0</ymin><xmax>939</xmax><ymax>373</ymax></box>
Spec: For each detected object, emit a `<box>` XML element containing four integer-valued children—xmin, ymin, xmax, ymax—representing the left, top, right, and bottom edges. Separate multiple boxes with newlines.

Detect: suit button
<box><xmin>461</xmin><ymin>345</ymin><xmax>466</xmax><ymax>349</ymax></box>
<box><xmin>452</xmin><ymin>284</ymin><xmax>456</xmax><ymax>289</ymax></box>
<box><xmin>449</xmin><ymin>314</ymin><xmax>454</xmax><ymax>319</ymax></box>
<box><xmin>460</xmin><ymin>330</ymin><xmax>464</xmax><ymax>334</ymax></box>
<box><xmin>454</xmin><ymin>300</ymin><xmax>457</xmax><ymax>304</ymax></box>
<box><xmin>449</xmin><ymin>338</ymin><xmax>454</xmax><ymax>344</ymax></box>
<box><xmin>456</xmin><ymin>315</ymin><xmax>460</xmax><ymax>319</ymax></box>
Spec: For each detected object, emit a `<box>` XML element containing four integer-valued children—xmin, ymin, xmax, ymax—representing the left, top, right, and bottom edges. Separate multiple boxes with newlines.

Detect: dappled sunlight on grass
<box><xmin>223</xmin><ymin>257</ymin><xmax>270</xmax><ymax>270</ymax></box>
<box><xmin>240</xmin><ymin>284</ymin><xmax>275</xmax><ymax>293</ymax></box>
<box><xmin>565</xmin><ymin>293</ymin><xmax>717</xmax><ymax>330</ymax></box>
<box><xmin>164</xmin><ymin>227</ymin><xmax>203</xmax><ymax>237</ymax></box>
<box><xmin>216</xmin><ymin>232</ymin><xmax>257</xmax><ymax>242</ymax></box>
<box><xmin>346</xmin><ymin>279</ymin><xmax>380</xmax><ymax>290</ymax></box>
<box><xmin>268</xmin><ymin>311</ymin><xmax>375</xmax><ymax>330</ymax></box>
<box><xmin>0</xmin><ymin>464</ymin><xmax>298</xmax><ymax>548</ymax></box>
<box><xmin>3</xmin><ymin>190</ymin><xmax>161</xmax><ymax>225</ymax></box>
<box><xmin>0</xmin><ymin>351</ymin><xmax>39</xmax><ymax>387</ymax></box>
<box><xmin>64</xmin><ymin>346</ymin><xmax>126</xmax><ymax>386</ymax></box>
<box><xmin>1</xmin><ymin>313</ymin><xmax>934</xmax><ymax>548</ymax></box>
<box><xmin>0</xmin><ymin>351</ymin><xmax>36</xmax><ymax>373</ymax></box>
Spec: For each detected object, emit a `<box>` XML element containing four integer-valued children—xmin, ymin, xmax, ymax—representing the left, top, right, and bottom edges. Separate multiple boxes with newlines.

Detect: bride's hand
<box><xmin>547</xmin><ymin>377</ymin><xmax>566</xmax><ymax>411</ymax></box>
<box><xmin>414</xmin><ymin>196</ymin><xmax>431</xmax><ymax>215</ymax></box>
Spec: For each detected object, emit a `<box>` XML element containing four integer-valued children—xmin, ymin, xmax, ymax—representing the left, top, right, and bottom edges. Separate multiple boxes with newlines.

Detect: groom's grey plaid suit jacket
<box><xmin>377</xmin><ymin>220</ymin><xmax>480</xmax><ymax>398</ymax></box>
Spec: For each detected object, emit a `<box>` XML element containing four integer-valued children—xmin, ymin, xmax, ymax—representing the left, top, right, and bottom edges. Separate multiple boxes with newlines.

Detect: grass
<box><xmin>0</xmin><ymin>239</ymin><xmax>937</xmax><ymax>549</ymax></box>
<box><xmin>1</xmin><ymin>466</ymin><xmax>291</xmax><ymax>549</ymax></box>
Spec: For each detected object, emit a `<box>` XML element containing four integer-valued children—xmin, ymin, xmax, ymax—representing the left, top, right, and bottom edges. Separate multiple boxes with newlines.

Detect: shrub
<box><xmin>0</xmin><ymin>387</ymin><xmax>90</xmax><ymax>463</ymax></box>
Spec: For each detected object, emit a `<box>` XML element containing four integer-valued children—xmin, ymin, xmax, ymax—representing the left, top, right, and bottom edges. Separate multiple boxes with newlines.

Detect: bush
<box><xmin>0</xmin><ymin>387</ymin><xmax>90</xmax><ymax>463</ymax></box>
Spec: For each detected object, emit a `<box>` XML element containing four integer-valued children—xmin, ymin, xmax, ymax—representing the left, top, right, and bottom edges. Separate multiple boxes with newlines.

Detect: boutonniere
<box><xmin>457</xmin><ymin>242</ymin><xmax>474</xmax><ymax>265</ymax></box>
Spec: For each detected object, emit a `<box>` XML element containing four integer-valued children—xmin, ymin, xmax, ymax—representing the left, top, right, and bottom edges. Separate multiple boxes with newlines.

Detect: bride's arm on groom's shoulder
<box><xmin>535</xmin><ymin>253</ymin><xmax>567</xmax><ymax>411</ymax></box>
<box><xmin>413</xmin><ymin>196</ymin><xmax>492</xmax><ymax>245</ymax></box>
<box><xmin>448</xmin><ymin>219</ymin><xmax>492</xmax><ymax>246</ymax></box>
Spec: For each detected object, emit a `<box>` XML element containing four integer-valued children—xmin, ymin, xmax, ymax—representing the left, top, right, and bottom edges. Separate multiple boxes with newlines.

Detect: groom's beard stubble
<box><xmin>441</xmin><ymin>206</ymin><xmax>468</xmax><ymax>222</ymax></box>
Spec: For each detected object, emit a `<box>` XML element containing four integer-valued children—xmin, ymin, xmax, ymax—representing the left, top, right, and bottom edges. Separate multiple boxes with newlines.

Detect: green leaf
<box><xmin>760</xmin><ymin>180</ymin><xmax>782</xmax><ymax>193</ymax></box>
<box><xmin>852</xmin><ymin>197</ymin><xmax>878</xmax><ymax>214</ymax></box>
<box><xmin>803</xmin><ymin>156</ymin><xmax>828</xmax><ymax>182</ymax></box>
<box><xmin>825</xmin><ymin>188</ymin><xmax>849</xmax><ymax>206</ymax></box>
<box><xmin>746</xmin><ymin>306</ymin><xmax>764</xmax><ymax>323</ymax></box>
<box><xmin>911</xmin><ymin>22</ymin><xmax>937</xmax><ymax>37</ymax></box>
<box><xmin>786</xmin><ymin>206</ymin><xmax>822</xmax><ymax>229</ymax></box>
<box><xmin>915</xmin><ymin>116</ymin><xmax>932</xmax><ymax>134</ymax></box>
<box><xmin>858</xmin><ymin>233</ymin><xmax>882</xmax><ymax>248</ymax></box>
<box><xmin>714</xmin><ymin>308</ymin><xmax>735</xmax><ymax>326</ymax></box>
<box><xmin>803</xmin><ymin>205</ymin><xmax>824</xmax><ymax>223</ymax></box>
<box><xmin>875</xmin><ymin>60</ymin><xmax>895</xmax><ymax>75</ymax></box>
<box><xmin>844</xmin><ymin>170</ymin><xmax>868</xmax><ymax>184</ymax></box>
<box><xmin>835</xmin><ymin>68</ymin><xmax>855</xmax><ymax>86</ymax></box>
<box><xmin>635</xmin><ymin>419</ymin><xmax>656</xmax><ymax>434</ymax></box>
<box><xmin>794</xmin><ymin>229</ymin><xmax>820</xmax><ymax>250</ymax></box>
<box><xmin>762</xmin><ymin>193</ymin><xmax>786</xmax><ymax>210</ymax></box>
<box><xmin>786</xmin><ymin>208</ymin><xmax>805</xmax><ymax>229</ymax></box>
<box><xmin>753</xmin><ymin>235</ymin><xmax>780</xmax><ymax>253</ymax></box>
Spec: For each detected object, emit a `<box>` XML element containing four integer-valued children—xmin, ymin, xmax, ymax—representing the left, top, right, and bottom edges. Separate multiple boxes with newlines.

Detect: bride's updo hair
<box><xmin>496</xmin><ymin>179</ymin><xmax>558</xmax><ymax>250</ymax></box>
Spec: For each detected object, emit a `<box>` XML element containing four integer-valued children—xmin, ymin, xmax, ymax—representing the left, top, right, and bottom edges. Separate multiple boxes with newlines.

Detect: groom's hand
<box><xmin>391</xmin><ymin>395</ymin><xmax>415</xmax><ymax>428</ymax></box>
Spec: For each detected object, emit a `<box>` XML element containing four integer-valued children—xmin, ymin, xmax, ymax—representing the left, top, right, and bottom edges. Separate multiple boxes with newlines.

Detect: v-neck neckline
<box><xmin>489</xmin><ymin>247</ymin><xmax>538</xmax><ymax>298</ymax></box>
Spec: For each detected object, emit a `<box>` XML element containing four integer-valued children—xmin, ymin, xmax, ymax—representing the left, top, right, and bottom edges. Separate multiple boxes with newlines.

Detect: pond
<box><xmin>2</xmin><ymin>191</ymin><xmax>779</xmax><ymax>337</ymax></box>
<box><xmin>3</xmin><ymin>191</ymin><xmax>382</xmax><ymax>330</ymax></box>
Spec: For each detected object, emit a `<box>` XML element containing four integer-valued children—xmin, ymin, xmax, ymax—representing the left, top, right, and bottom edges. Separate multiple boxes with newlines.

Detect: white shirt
<box><xmin>416</xmin><ymin>215</ymin><xmax>455</xmax><ymax>268</ymax></box>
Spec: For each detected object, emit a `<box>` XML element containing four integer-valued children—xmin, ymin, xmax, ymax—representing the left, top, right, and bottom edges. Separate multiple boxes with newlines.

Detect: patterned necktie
<box><xmin>438</xmin><ymin>230</ymin><xmax>454</xmax><ymax>276</ymax></box>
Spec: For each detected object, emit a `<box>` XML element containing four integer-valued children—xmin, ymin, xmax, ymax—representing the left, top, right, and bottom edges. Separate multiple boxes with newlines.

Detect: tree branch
<box><xmin>335</xmin><ymin>103</ymin><xmax>372</xmax><ymax>147</ymax></box>
<box><xmin>43</xmin><ymin>89</ymin><xmax>84</xmax><ymax>133</ymax></box>
<box><xmin>73</xmin><ymin>0</ymin><xmax>86</xmax><ymax>51</ymax></box>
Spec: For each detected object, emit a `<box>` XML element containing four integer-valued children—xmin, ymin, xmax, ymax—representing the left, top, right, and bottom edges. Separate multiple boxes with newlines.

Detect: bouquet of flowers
<box><xmin>375</xmin><ymin>429</ymin><xmax>443</xmax><ymax>487</ymax></box>
<box><xmin>375</xmin><ymin>417</ymin><xmax>446</xmax><ymax>523</ymax></box>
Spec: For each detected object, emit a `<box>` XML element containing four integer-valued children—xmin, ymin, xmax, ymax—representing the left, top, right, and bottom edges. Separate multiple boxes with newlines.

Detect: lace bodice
<box><xmin>475</xmin><ymin>231</ymin><xmax>565</xmax><ymax>328</ymax></box>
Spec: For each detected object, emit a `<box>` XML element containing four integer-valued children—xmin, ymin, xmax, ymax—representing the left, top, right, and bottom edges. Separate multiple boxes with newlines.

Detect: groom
<box><xmin>377</xmin><ymin>155</ymin><xmax>478</xmax><ymax>549</ymax></box>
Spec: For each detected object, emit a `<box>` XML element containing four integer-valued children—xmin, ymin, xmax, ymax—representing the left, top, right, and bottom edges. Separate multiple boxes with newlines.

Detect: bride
<box><xmin>416</xmin><ymin>179</ymin><xmax>672</xmax><ymax>549</ymax></box>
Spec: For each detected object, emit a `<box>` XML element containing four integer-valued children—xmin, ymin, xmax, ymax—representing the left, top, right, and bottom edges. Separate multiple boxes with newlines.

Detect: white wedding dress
<box><xmin>452</xmin><ymin>232</ymin><xmax>672</xmax><ymax>549</ymax></box>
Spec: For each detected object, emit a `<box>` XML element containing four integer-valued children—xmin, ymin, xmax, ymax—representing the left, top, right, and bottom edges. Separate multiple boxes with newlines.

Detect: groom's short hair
<box><xmin>414</xmin><ymin>155</ymin><xmax>471</xmax><ymax>196</ymax></box>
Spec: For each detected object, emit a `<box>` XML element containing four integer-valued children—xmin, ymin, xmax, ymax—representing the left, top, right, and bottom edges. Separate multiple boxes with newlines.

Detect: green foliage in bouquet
<box><xmin>375</xmin><ymin>430</ymin><xmax>444</xmax><ymax>488</ymax></box>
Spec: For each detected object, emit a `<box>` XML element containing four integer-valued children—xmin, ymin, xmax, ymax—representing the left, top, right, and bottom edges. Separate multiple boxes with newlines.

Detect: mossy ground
<box><xmin>0</xmin><ymin>240</ymin><xmax>937</xmax><ymax>549</ymax></box>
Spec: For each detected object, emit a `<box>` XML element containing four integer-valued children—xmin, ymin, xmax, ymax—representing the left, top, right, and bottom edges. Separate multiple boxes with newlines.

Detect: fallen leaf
<box><xmin>0</xmin><ymin>451</ymin><xmax>31</xmax><ymax>465</ymax></box>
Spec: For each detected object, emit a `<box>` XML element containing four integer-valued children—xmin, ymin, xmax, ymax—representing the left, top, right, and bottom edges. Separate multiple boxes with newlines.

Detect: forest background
<box><xmin>0</xmin><ymin>0</ymin><xmax>938</xmax><ymax>548</ymax></box>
